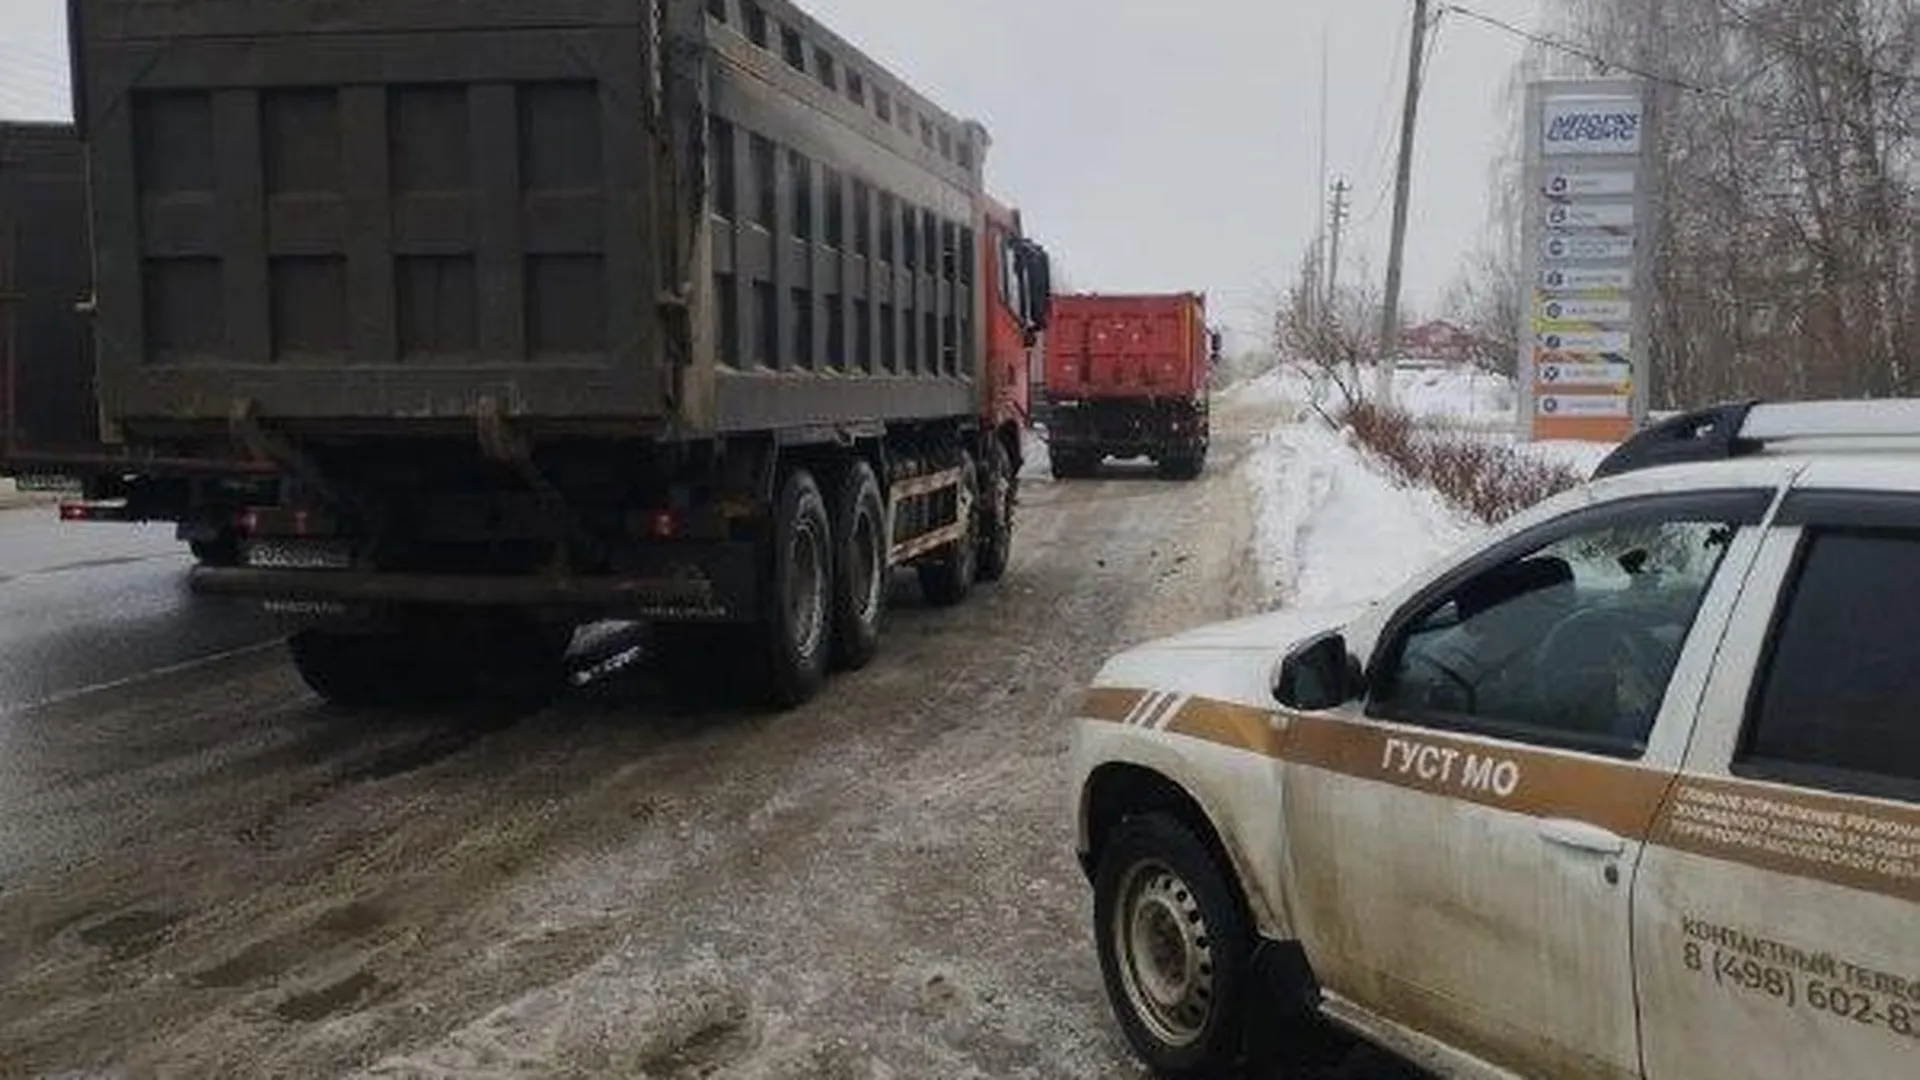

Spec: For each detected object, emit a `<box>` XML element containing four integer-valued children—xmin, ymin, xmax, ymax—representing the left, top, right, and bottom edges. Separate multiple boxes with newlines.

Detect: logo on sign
<box><xmin>1550</xmin><ymin>176</ymin><xmax>1569</xmax><ymax>194</ymax></box>
<box><xmin>1549</xmin><ymin>206</ymin><xmax>1569</xmax><ymax>225</ymax></box>
<box><xmin>1543</xmin><ymin>365</ymin><xmax>1561</xmax><ymax>382</ymax></box>
<box><xmin>1542</xmin><ymin>397</ymin><xmax>1561</xmax><ymax>414</ymax></box>
<box><xmin>1544</xmin><ymin>99</ymin><xmax>1644</xmax><ymax>155</ymax></box>
<box><xmin>1546</xmin><ymin>302</ymin><xmax>1565</xmax><ymax>319</ymax></box>
<box><xmin>1545</xmin><ymin>270</ymin><xmax>1566</xmax><ymax>288</ymax></box>
<box><xmin>1547</xmin><ymin>111</ymin><xmax>1640</xmax><ymax>144</ymax></box>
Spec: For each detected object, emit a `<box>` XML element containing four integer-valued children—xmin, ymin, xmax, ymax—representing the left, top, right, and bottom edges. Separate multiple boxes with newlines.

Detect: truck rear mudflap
<box><xmin>190</xmin><ymin>543</ymin><xmax>759</xmax><ymax>623</ymax></box>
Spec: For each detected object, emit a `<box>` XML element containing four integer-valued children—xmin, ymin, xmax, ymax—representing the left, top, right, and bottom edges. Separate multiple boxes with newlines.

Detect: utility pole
<box><xmin>1313</xmin><ymin>21</ymin><xmax>1329</xmax><ymax>322</ymax></box>
<box><xmin>1326</xmin><ymin>178</ymin><xmax>1351</xmax><ymax>312</ymax></box>
<box><xmin>1376</xmin><ymin>0</ymin><xmax>1430</xmax><ymax>405</ymax></box>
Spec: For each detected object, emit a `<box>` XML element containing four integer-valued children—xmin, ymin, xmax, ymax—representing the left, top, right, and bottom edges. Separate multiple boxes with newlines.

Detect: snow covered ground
<box><xmin>1243</xmin><ymin>419</ymin><xmax>1480</xmax><ymax>607</ymax></box>
<box><xmin>1223</xmin><ymin>361</ymin><xmax>1515</xmax><ymax>429</ymax></box>
<box><xmin>1229</xmin><ymin>361</ymin><xmax>1617</xmax><ymax>605</ymax></box>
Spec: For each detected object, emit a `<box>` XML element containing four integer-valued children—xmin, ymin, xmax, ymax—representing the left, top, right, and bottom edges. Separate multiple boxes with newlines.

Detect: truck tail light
<box><xmin>240</xmin><ymin>506</ymin><xmax>334</xmax><ymax>538</ymax></box>
<box><xmin>59</xmin><ymin>501</ymin><xmax>131</xmax><ymax>522</ymax></box>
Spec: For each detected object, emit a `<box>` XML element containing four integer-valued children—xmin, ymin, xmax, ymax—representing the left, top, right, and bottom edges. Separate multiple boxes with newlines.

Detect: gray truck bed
<box><xmin>71</xmin><ymin>0</ymin><xmax>988</xmax><ymax>440</ymax></box>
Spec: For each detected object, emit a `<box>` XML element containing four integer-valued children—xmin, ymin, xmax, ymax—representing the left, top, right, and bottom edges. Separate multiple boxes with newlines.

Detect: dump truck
<box><xmin>1042</xmin><ymin>293</ymin><xmax>1216</xmax><ymax>480</ymax></box>
<box><xmin>66</xmin><ymin>0</ymin><xmax>1054</xmax><ymax>708</ymax></box>
<box><xmin>0</xmin><ymin>121</ymin><xmax>277</xmax><ymax>560</ymax></box>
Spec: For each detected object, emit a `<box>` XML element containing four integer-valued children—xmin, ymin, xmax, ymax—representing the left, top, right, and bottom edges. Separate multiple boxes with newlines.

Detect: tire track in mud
<box><xmin>1</xmin><ymin>402</ymin><xmax>1299</xmax><ymax>1080</ymax></box>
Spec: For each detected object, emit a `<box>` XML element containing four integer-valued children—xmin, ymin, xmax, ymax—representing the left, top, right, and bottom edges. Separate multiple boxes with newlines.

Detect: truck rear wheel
<box><xmin>1051</xmin><ymin>450</ymin><xmax>1095</xmax><ymax>480</ymax></box>
<box><xmin>190</xmin><ymin>534</ymin><xmax>241</xmax><ymax>567</ymax></box>
<box><xmin>290</xmin><ymin>614</ymin><xmax>571</xmax><ymax>710</ymax></box>
<box><xmin>829</xmin><ymin>460</ymin><xmax>887</xmax><ymax>671</ymax></box>
<box><xmin>976</xmin><ymin>438</ymin><xmax>1015</xmax><ymax>583</ymax></box>
<box><xmin>289</xmin><ymin>628</ymin><xmax>433</xmax><ymax>709</ymax></box>
<box><xmin>752</xmin><ymin>467</ymin><xmax>833</xmax><ymax>707</ymax></box>
<box><xmin>468</xmin><ymin>615</ymin><xmax>574</xmax><ymax>707</ymax></box>
<box><xmin>1158</xmin><ymin>451</ymin><xmax>1205</xmax><ymax>481</ymax></box>
<box><xmin>917</xmin><ymin>449</ymin><xmax>976</xmax><ymax>607</ymax></box>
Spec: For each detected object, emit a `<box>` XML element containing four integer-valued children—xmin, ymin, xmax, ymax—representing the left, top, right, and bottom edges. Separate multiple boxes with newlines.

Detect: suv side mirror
<box><xmin>1273</xmin><ymin>631</ymin><xmax>1363</xmax><ymax>710</ymax></box>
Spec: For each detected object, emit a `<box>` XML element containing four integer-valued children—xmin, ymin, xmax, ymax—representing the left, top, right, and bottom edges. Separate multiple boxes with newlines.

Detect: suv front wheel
<box><xmin>1094</xmin><ymin>813</ymin><xmax>1262</xmax><ymax>1079</ymax></box>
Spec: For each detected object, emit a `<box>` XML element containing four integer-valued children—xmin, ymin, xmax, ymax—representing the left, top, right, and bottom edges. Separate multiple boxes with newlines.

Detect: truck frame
<box><xmin>67</xmin><ymin>0</ymin><xmax>1054</xmax><ymax>707</ymax></box>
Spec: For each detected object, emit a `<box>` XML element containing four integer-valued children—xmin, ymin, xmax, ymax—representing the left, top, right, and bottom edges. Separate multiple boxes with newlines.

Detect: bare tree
<box><xmin>1274</xmin><ymin>247</ymin><xmax>1392</xmax><ymax>413</ymax></box>
<box><xmin>1469</xmin><ymin>0</ymin><xmax>1917</xmax><ymax>407</ymax></box>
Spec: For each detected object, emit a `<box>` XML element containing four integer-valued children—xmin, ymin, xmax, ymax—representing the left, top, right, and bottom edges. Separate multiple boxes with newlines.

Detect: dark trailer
<box><xmin>67</xmin><ymin>0</ymin><xmax>1053</xmax><ymax>707</ymax></box>
<box><xmin>0</xmin><ymin>120</ymin><xmax>271</xmax><ymax>558</ymax></box>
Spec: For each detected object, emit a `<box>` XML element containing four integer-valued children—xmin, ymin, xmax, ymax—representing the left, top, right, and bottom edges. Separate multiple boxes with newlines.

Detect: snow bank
<box><xmin>1244</xmin><ymin>419</ymin><xmax>1479</xmax><ymax>608</ymax></box>
<box><xmin>1222</xmin><ymin>367</ymin><xmax>1316</xmax><ymax>411</ymax></box>
<box><xmin>1392</xmin><ymin>364</ymin><xmax>1515</xmax><ymax>424</ymax></box>
<box><xmin>1017</xmin><ymin>426</ymin><xmax>1050</xmax><ymax>481</ymax></box>
<box><xmin>1515</xmin><ymin>439</ymin><xmax>1615</xmax><ymax>478</ymax></box>
<box><xmin>1224</xmin><ymin>362</ymin><xmax>1513</xmax><ymax>427</ymax></box>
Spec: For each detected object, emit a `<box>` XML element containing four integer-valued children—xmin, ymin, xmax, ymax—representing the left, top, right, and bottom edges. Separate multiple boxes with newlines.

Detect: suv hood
<box><xmin>1093</xmin><ymin>604</ymin><xmax>1364</xmax><ymax>707</ymax></box>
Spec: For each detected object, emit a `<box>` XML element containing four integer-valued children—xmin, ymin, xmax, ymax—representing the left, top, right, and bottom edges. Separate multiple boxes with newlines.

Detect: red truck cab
<box><xmin>1042</xmin><ymin>293</ymin><xmax>1218</xmax><ymax>480</ymax></box>
<box><xmin>979</xmin><ymin>194</ymin><xmax>1050</xmax><ymax>461</ymax></box>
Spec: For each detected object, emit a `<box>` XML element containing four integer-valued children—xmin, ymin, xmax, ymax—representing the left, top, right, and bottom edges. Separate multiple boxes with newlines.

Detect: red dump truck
<box><xmin>1041</xmin><ymin>293</ymin><xmax>1217</xmax><ymax>480</ymax></box>
<box><xmin>65</xmin><ymin>0</ymin><xmax>1053</xmax><ymax>709</ymax></box>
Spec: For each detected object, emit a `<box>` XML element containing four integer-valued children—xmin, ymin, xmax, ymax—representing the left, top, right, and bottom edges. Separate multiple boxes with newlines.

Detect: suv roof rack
<box><xmin>1592</xmin><ymin>401</ymin><xmax>1762</xmax><ymax>478</ymax></box>
<box><xmin>1592</xmin><ymin>398</ymin><xmax>1920</xmax><ymax>479</ymax></box>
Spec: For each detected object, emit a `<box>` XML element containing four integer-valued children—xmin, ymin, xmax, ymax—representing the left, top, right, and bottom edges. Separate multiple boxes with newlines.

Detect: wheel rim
<box><xmin>788</xmin><ymin>517</ymin><xmax>827</xmax><ymax>660</ymax></box>
<box><xmin>1112</xmin><ymin>859</ymin><xmax>1215</xmax><ymax>1048</ymax></box>
<box><xmin>851</xmin><ymin>504</ymin><xmax>882</xmax><ymax>624</ymax></box>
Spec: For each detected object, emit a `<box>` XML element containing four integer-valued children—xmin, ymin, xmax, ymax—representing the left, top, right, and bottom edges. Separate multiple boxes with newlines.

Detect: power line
<box><xmin>1439</xmin><ymin>3</ymin><xmax>1730</xmax><ymax>97</ymax></box>
<box><xmin>1353</xmin><ymin>7</ymin><xmax>1446</xmax><ymax>231</ymax></box>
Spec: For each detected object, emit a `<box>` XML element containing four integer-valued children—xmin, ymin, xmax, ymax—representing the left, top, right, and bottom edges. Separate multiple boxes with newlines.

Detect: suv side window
<box><xmin>1738</xmin><ymin>528</ymin><xmax>1920</xmax><ymax>800</ymax></box>
<box><xmin>1373</xmin><ymin>515</ymin><xmax>1740</xmax><ymax>757</ymax></box>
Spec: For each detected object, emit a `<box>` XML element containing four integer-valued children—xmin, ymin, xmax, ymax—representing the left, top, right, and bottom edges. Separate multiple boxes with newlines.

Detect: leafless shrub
<box><xmin>1345</xmin><ymin>401</ymin><xmax>1584</xmax><ymax>524</ymax></box>
<box><xmin>1273</xmin><ymin>248</ymin><xmax>1392</xmax><ymax>415</ymax></box>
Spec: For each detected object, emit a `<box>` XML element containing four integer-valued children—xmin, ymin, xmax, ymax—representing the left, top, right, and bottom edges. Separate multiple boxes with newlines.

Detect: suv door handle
<box><xmin>1538</xmin><ymin>818</ymin><xmax>1627</xmax><ymax>856</ymax></box>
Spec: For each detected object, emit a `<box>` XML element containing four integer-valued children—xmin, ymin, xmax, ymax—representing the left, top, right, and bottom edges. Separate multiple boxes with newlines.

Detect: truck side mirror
<box><xmin>1272</xmin><ymin>631</ymin><xmax>1363</xmax><ymax>710</ymax></box>
<box><xmin>1209</xmin><ymin>330</ymin><xmax>1223</xmax><ymax>362</ymax></box>
<box><xmin>1018</xmin><ymin>241</ymin><xmax>1053</xmax><ymax>331</ymax></box>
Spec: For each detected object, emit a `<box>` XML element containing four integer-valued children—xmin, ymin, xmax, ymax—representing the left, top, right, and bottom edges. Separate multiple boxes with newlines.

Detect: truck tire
<box><xmin>829</xmin><ymin>460</ymin><xmax>887</xmax><ymax>671</ymax></box>
<box><xmin>975</xmin><ymin>437</ymin><xmax>1015</xmax><ymax>583</ymax></box>
<box><xmin>190</xmin><ymin>534</ymin><xmax>241</xmax><ymax>567</ymax></box>
<box><xmin>1094</xmin><ymin>813</ymin><xmax>1262</xmax><ymax>1080</ymax></box>
<box><xmin>469</xmin><ymin>615</ymin><xmax>574</xmax><ymax>708</ymax></box>
<box><xmin>752</xmin><ymin>467</ymin><xmax>833</xmax><ymax>707</ymax></box>
<box><xmin>651</xmin><ymin>623</ymin><xmax>745</xmax><ymax>701</ymax></box>
<box><xmin>1158</xmin><ymin>451</ymin><xmax>1204</xmax><ymax>481</ymax></box>
<box><xmin>917</xmin><ymin>449</ymin><xmax>976</xmax><ymax>607</ymax></box>
<box><xmin>1051</xmin><ymin>450</ymin><xmax>1094</xmax><ymax>480</ymax></box>
<box><xmin>291</xmin><ymin>615</ymin><xmax>570</xmax><ymax>710</ymax></box>
<box><xmin>289</xmin><ymin>628</ymin><xmax>431</xmax><ymax>709</ymax></box>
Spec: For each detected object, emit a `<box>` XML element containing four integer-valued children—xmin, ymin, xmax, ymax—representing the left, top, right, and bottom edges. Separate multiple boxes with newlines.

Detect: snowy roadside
<box><xmin>1242</xmin><ymin>417</ymin><xmax>1480</xmax><ymax>609</ymax></box>
<box><xmin>1227</xmin><ymin>361</ymin><xmax>1619</xmax><ymax>608</ymax></box>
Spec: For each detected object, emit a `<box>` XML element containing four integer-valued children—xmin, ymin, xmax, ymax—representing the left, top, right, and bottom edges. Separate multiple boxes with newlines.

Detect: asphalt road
<box><xmin>0</xmin><ymin>509</ymin><xmax>282</xmax><ymax>715</ymax></box>
<box><xmin>0</xmin><ymin>405</ymin><xmax>1425</xmax><ymax>1080</ymax></box>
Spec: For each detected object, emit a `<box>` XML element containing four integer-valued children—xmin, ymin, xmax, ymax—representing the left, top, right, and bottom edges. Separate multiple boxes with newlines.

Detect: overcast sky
<box><xmin>2</xmin><ymin>0</ymin><xmax>1547</xmax><ymax>349</ymax></box>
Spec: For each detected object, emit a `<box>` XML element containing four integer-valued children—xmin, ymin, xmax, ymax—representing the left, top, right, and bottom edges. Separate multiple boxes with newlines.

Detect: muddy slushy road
<box><xmin>0</xmin><ymin>399</ymin><xmax>1419</xmax><ymax>1080</ymax></box>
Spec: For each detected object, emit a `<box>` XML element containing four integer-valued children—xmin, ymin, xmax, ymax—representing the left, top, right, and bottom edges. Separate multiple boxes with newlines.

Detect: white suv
<box><xmin>1070</xmin><ymin>401</ymin><xmax>1919</xmax><ymax>1080</ymax></box>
